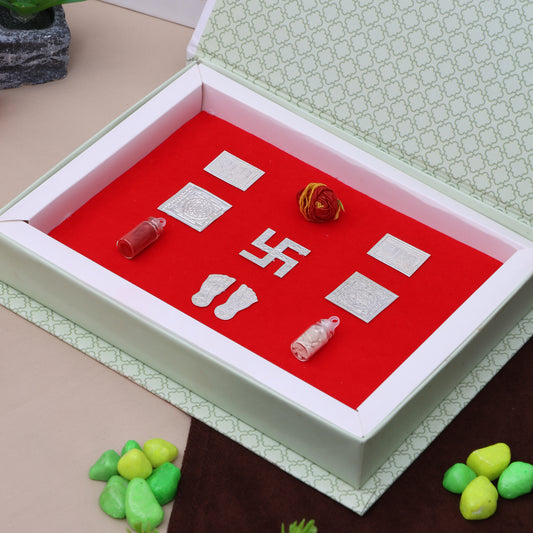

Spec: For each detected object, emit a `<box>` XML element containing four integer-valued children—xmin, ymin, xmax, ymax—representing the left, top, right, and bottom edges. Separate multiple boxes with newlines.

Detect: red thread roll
<box><xmin>297</xmin><ymin>182</ymin><xmax>344</xmax><ymax>222</ymax></box>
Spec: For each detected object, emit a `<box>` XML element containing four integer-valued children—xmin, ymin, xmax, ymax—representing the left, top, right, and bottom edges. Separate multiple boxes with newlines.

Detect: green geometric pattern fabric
<box><xmin>198</xmin><ymin>0</ymin><xmax>533</xmax><ymax>231</ymax></box>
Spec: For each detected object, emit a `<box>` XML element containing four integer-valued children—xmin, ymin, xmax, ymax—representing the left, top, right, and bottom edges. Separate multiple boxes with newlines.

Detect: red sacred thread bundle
<box><xmin>297</xmin><ymin>182</ymin><xmax>344</xmax><ymax>222</ymax></box>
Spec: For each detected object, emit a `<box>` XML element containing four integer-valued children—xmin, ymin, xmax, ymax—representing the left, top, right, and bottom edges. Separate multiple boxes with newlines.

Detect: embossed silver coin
<box><xmin>326</xmin><ymin>272</ymin><xmax>398</xmax><ymax>323</ymax></box>
<box><xmin>158</xmin><ymin>182</ymin><xmax>231</xmax><ymax>232</ymax></box>
<box><xmin>204</xmin><ymin>151</ymin><xmax>265</xmax><ymax>191</ymax></box>
<box><xmin>367</xmin><ymin>234</ymin><xmax>430</xmax><ymax>276</ymax></box>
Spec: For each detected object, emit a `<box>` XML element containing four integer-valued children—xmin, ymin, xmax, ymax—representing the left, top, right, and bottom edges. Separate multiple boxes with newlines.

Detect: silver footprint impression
<box><xmin>191</xmin><ymin>274</ymin><xmax>236</xmax><ymax>307</ymax></box>
<box><xmin>214</xmin><ymin>284</ymin><xmax>258</xmax><ymax>320</ymax></box>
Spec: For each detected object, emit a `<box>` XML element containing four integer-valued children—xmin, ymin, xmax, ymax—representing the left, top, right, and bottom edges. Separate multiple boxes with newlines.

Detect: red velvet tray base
<box><xmin>49</xmin><ymin>112</ymin><xmax>502</xmax><ymax>408</ymax></box>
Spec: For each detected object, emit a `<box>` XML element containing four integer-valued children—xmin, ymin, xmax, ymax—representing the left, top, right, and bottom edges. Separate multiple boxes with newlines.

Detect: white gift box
<box><xmin>1</xmin><ymin>59</ymin><xmax>532</xmax><ymax>488</ymax></box>
<box><xmin>101</xmin><ymin>0</ymin><xmax>206</xmax><ymax>28</ymax></box>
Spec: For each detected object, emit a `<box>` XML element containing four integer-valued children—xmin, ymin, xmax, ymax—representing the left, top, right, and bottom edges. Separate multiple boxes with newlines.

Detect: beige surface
<box><xmin>1</xmin><ymin>2</ymin><xmax>194</xmax><ymax>530</ymax></box>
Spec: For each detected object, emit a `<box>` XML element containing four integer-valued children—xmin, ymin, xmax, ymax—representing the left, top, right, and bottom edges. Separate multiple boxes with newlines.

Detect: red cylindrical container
<box><xmin>116</xmin><ymin>217</ymin><xmax>166</xmax><ymax>259</ymax></box>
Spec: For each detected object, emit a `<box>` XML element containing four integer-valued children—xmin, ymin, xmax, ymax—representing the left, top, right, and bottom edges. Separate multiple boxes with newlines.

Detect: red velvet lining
<box><xmin>49</xmin><ymin>112</ymin><xmax>502</xmax><ymax>408</ymax></box>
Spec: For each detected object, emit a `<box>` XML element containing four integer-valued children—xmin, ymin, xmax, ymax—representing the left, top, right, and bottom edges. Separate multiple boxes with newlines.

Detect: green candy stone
<box><xmin>99</xmin><ymin>475</ymin><xmax>129</xmax><ymax>519</ymax></box>
<box><xmin>118</xmin><ymin>449</ymin><xmax>153</xmax><ymax>480</ymax></box>
<box><xmin>460</xmin><ymin>476</ymin><xmax>499</xmax><ymax>520</ymax></box>
<box><xmin>143</xmin><ymin>438</ymin><xmax>179</xmax><ymax>468</ymax></box>
<box><xmin>121</xmin><ymin>440</ymin><xmax>143</xmax><ymax>456</ymax></box>
<box><xmin>466</xmin><ymin>442</ymin><xmax>511</xmax><ymax>481</ymax></box>
<box><xmin>125</xmin><ymin>477</ymin><xmax>164</xmax><ymax>531</ymax></box>
<box><xmin>89</xmin><ymin>449</ymin><xmax>121</xmax><ymax>481</ymax></box>
<box><xmin>147</xmin><ymin>462</ymin><xmax>182</xmax><ymax>505</ymax></box>
<box><xmin>497</xmin><ymin>461</ymin><xmax>533</xmax><ymax>499</ymax></box>
<box><xmin>443</xmin><ymin>463</ymin><xmax>477</xmax><ymax>494</ymax></box>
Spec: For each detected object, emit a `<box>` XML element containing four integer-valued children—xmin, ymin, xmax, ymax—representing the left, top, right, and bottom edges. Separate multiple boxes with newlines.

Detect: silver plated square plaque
<box><xmin>158</xmin><ymin>182</ymin><xmax>231</xmax><ymax>232</ymax></box>
<box><xmin>326</xmin><ymin>272</ymin><xmax>398</xmax><ymax>323</ymax></box>
<box><xmin>368</xmin><ymin>234</ymin><xmax>430</xmax><ymax>277</ymax></box>
<box><xmin>204</xmin><ymin>151</ymin><xmax>265</xmax><ymax>191</ymax></box>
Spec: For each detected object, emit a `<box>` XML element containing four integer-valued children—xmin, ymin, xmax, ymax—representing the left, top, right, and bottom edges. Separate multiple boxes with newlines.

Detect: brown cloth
<box><xmin>169</xmin><ymin>337</ymin><xmax>533</xmax><ymax>533</ymax></box>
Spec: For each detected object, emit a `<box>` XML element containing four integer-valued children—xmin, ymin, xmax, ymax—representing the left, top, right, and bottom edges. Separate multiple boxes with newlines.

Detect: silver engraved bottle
<box><xmin>290</xmin><ymin>316</ymin><xmax>340</xmax><ymax>362</ymax></box>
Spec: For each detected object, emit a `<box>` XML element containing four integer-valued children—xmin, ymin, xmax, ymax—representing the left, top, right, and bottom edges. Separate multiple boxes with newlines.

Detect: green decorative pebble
<box><xmin>466</xmin><ymin>443</ymin><xmax>511</xmax><ymax>481</ymax></box>
<box><xmin>125</xmin><ymin>477</ymin><xmax>164</xmax><ymax>531</ymax></box>
<box><xmin>99</xmin><ymin>475</ymin><xmax>129</xmax><ymax>519</ymax></box>
<box><xmin>459</xmin><ymin>476</ymin><xmax>499</xmax><ymax>520</ymax></box>
<box><xmin>143</xmin><ymin>438</ymin><xmax>179</xmax><ymax>468</ymax></box>
<box><xmin>497</xmin><ymin>461</ymin><xmax>533</xmax><ymax>499</ymax></box>
<box><xmin>89</xmin><ymin>449</ymin><xmax>121</xmax><ymax>481</ymax></box>
<box><xmin>121</xmin><ymin>440</ymin><xmax>142</xmax><ymax>456</ymax></box>
<box><xmin>147</xmin><ymin>462</ymin><xmax>182</xmax><ymax>505</ymax></box>
<box><xmin>117</xmin><ymin>449</ymin><xmax>153</xmax><ymax>480</ymax></box>
<box><xmin>443</xmin><ymin>463</ymin><xmax>477</xmax><ymax>494</ymax></box>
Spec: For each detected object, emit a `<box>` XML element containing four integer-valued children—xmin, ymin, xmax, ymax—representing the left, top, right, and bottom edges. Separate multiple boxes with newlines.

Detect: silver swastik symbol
<box><xmin>239</xmin><ymin>228</ymin><xmax>311</xmax><ymax>278</ymax></box>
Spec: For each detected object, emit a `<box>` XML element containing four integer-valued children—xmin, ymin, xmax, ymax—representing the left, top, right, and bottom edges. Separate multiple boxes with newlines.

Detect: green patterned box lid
<box><xmin>195</xmin><ymin>0</ymin><xmax>532</xmax><ymax>239</ymax></box>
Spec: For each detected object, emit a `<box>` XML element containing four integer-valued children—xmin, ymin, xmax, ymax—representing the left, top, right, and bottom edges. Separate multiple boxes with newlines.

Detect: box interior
<box><xmin>48</xmin><ymin>109</ymin><xmax>503</xmax><ymax>410</ymax></box>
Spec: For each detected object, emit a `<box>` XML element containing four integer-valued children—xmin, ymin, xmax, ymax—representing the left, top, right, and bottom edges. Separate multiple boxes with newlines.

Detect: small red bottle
<box><xmin>116</xmin><ymin>217</ymin><xmax>166</xmax><ymax>259</ymax></box>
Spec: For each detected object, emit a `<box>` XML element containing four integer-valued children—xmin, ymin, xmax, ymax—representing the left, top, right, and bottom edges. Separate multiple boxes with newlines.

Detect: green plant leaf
<box><xmin>0</xmin><ymin>0</ymin><xmax>85</xmax><ymax>17</ymax></box>
<box><xmin>281</xmin><ymin>518</ymin><xmax>317</xmax><ymax>533</ymax></box>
